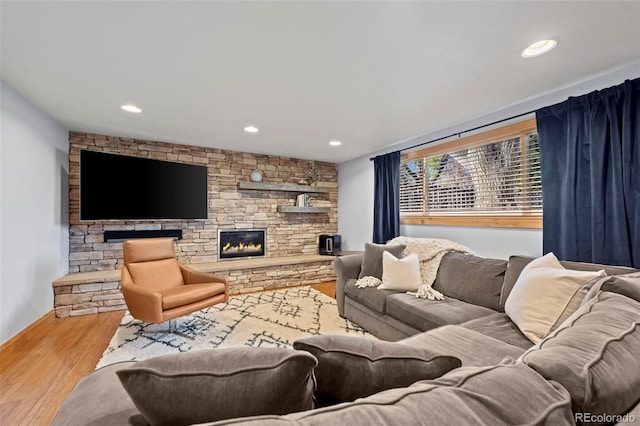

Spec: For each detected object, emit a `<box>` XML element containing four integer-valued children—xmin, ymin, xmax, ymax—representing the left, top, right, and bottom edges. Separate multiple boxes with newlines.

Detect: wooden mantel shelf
<box><xmin>237</xmin><ymin>181</ymin><xmax>331</xmax><ymax>193</ymax></box>
<box><xmin>52</xmin><ymin>254</ymin><xmax>336</xmax><ymax>287</ymax></box>
<box><xmin>277</xmin><ymin>206</ymin><xmax>330</xmax><ymax>213</ymax></box>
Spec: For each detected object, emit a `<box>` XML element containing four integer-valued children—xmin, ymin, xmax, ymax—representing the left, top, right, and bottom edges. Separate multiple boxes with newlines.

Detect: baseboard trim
<box><xmin>0</xmin><ymin>310</ymin><xmax>55</xmax><ymax>354</ymax></box>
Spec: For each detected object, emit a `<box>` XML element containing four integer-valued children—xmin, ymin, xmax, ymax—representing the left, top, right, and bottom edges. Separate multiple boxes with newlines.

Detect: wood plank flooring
<box><xmin>0</xmin><ymin>282</ymin><xmax>336</xmax><ymax>425</ymax></box>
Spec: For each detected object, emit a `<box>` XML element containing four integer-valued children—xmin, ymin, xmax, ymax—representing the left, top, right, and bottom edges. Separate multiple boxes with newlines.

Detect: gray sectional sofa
<box><xmin>336</xmin><ymin>251</ymin><xmax>634</xmax><ymax>344</ymax></box>
<box><xmin>54</xmin><ymin>249</ymin><xmax>640</xmax><ymax>426</ymax></box>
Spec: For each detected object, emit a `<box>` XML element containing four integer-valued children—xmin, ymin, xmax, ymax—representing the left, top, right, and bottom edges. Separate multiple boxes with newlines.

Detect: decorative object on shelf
<box><xmin>249</xmin><ymin>169</ymin><xmax>263</xmax><ymax>183</ymax></box>
<box><xmin>277</xmin><ymin>206</ymin><xmax>330</xmax><ymax>213</ymax></box>
<box><xmin>296</xmin><ymin>193</ymin><xmax>309</xmax><ymax>207</ymax></box>
<box><xmin>306</xmin><ymin>167</ymin><xmax>320</xmax><ymax>186</ymax></box>
<box><xmin>319</xmin><ymin>234</ymin><xmax>342</xmax><ymax>255</ymax></box>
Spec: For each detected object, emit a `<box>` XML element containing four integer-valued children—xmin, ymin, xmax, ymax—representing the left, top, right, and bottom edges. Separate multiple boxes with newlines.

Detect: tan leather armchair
<box><xmin>121</xmin><ymin>238</ymin><xmax>229</xmax><ymax>324</ymax></box>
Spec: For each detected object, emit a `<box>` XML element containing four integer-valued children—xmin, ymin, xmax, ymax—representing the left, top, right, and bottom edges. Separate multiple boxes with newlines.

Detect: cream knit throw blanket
<box><xmin>390</xmin><ymin>237</ymin><xmax>476</xmax><ymax>287</ymax></box>
<box><xmin>355</xmin><ymin>237</ymin><xmax>475</xmax><ymax>300</ymax></box>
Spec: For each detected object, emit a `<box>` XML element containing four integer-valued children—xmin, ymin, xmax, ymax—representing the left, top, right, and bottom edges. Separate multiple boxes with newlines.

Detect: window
<box><xmin>400</xmin><ymin>118</ymin><xmax>541</xmax><ymax>228</ymax></box>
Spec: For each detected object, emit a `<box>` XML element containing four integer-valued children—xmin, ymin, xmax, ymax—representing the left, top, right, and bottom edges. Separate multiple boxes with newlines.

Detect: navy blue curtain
<box><xmin>372</xmin><ymin>151</ymin><xmax>401</xmax><ymax>244</ymax></box>
<box><xmin>536</xmin><ymin>78</ymin><xmax>640</xmax><ymax>268</ymax></box>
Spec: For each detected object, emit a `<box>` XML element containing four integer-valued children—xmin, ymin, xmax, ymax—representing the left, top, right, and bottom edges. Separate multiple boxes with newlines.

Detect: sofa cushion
<box><xmin>386</xmin><ymin>293</ymin><xmax>495</xmax><ymax>332</ymax></box>
<box><xmin>358</xmin><ymin>242</ymin><xmax>406</xmax><ymax>280</ymax></box>
<box><xmin>433</xmin><ymin>252</ymin><xmax>507</xmax><ymax>311</ymax></box>
<box><xmin>209</xmin><ymin>361</ymin><xmax>574</xmax><ymax>426</ymax></box>
<box><xmin>293</xmin><ymin>335</ymin><xmax>461</xmax><ymax>405</ymax></box>
<box><xmin>52</xmin><ymin>361</ymin><xmax>142</xmax><ymax>426</ymax></box>
<box><xmin>116</xmin><ymin>348</ymin><xmax>317</xmax><ymax>426</ymax></box>
<box><xmin>500</xmin><ymin>255</ymin><xmax>637</xmax><ymax>310</ymax></box>
<box><xmin>520</xmin><ymin>291</ymin><xmax>640</xmax><ymax>421</ymax></box>
<box><xmin>378</xmin><ymin>252</ymin><xmax>422</xmax><ymax>291</ymax></box>
<box><xmin>344</xmin><ymin>279</ymin><xmax>398</xmax><ymax>314</ymax></box>
<box><xmin>505</xmin><ymin>253</ymin><xmax>605</xmax><ymax>343</ymax></box>
<box><xmin>344</xmin><ymin>298</ymin><xmax>422</xmax><ymax>341</ymax></box>
<box><xmin>459</xmin><ymin>312</ymin><xmax>533</xmax><ymax>350</ymax></box>
<box><xmin>399</xmin><ymin>325</ymin><xmax>527</xmax><ymax>367</ymax></box>
<box><xmin>583</xmin><ymin>272</ymin><xmax>640</xmax><ymax>304</ymax></box>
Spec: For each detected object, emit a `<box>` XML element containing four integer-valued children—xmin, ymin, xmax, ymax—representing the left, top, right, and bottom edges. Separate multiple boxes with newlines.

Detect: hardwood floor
<box><xmin>0</xmin><ymin>310</ymin><xmax>124</xmax><ymax>425</ymax></box>
<box><xmin>0</xmin><ymin>281</ymin><xmax>336</xmax><ymax>425</ymax></box>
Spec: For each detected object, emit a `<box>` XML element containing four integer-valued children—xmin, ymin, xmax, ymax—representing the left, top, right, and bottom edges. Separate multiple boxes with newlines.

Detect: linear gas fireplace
<box><xmin>218</xmin><ymin>229</ymin><xmax>266</xmax><ymax>260</ymax></box>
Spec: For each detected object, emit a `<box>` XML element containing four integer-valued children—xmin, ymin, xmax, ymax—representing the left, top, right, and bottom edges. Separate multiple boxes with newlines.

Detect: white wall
<box><xmin>1</xmin><ymin>80</ymin><xmax>69</xmax><ymax>344</ymax></box>
<box><xmin>338</xmin><ymin>62</ymin><xmax>640</xmax><ymax>259</ymax></box>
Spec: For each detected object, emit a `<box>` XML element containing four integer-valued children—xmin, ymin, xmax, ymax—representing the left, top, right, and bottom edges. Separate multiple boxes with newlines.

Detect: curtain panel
<box><xmin>536</xmin><ymin>78</ymin><xmax>640</xmax><ymax>268</ymax></box>
<box><xmin>372</xmin><ymin>151</ymin><xmax>401</xmax><ymax>244</ymax></box>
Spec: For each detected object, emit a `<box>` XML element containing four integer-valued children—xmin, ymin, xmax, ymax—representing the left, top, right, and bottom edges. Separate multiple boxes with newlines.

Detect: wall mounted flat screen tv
<box><xmin>80</xmin><ymin>150</ymin><xmax>208</xmax><ymax>220</ymax></box>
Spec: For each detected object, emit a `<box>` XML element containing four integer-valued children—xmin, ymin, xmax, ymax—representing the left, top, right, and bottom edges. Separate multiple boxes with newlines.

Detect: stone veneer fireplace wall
<box><xmin>68</xmin><ymin>132</ymin><xmax>337</xmax><ymax>273</ymax></box>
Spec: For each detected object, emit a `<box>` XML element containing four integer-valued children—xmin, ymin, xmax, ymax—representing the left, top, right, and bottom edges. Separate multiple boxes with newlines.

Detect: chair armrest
<box><xmin>334</xmin><ymin>254</ymin><xmax>363</xmax><ymax>317</ymax></box>
<box><xmin>121</xmin><ymin>267</ymin><xmax>164</xmax><ymax>323</ymax></box>
<box><xmin>179</xmin><ymin>264</ymin><xmax>230</xmax><ymax>302</ymax></box>
<box><xmin>179</xmin><ymin>264</ymin><xmax>228</xmax><ymax>284</ymax></box>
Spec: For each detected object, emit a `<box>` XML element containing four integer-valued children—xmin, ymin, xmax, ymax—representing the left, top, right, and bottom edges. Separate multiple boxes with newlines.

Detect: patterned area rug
<box><xmin>97</xmin><ymin>286</ymin><xmax>372</xmax><ymax>368</ymax></box>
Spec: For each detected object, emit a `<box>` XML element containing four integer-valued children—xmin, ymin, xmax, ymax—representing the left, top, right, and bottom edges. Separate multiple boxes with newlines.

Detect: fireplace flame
<box><xmin>222</xmin><ymin>242</ymin><xmax>263</xmax><ymax>253</ymax></box>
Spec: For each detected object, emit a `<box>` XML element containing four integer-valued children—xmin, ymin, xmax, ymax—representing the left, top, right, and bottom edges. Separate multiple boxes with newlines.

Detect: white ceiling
<box><xmin>2</xmin><ymin>1</ymin><xmax>639</xmax><ymax>163</ymax></box>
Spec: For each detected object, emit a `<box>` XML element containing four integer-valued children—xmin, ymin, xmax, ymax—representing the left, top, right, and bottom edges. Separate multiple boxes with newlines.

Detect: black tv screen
<box><xmin>80</xmin><ymin>150</ymin><xmax>208</xmax><ymax>220</ymax></box>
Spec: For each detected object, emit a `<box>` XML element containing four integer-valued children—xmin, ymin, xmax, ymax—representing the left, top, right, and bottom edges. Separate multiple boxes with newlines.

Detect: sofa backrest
<box><xmin>499</xmin><ymin>255</ymin><xmax>638</xmax><ymax>311</ymax></box>
<box><xmin>209</xmin><ymin>361</ymin><xmax>575</xmax><ymax>426</ymax></box>
<box><xmin>433</xmin><ymin>252</ymin><xmax>507</xmax><ymax>311</ymax></box>
<box><xmin>520</xmin><ymin>290</ymin><xmax>640</xmax><ymax>418</ymax></box>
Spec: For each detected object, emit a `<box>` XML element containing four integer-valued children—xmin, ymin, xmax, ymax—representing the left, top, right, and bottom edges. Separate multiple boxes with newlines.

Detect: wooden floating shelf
<box><xmin>238</xmin><ymin>181</ymin><xmax>331</xmax><ymax>193</ymax></box>
<box><xmin>277</xmin><ymin>206</ymin><xmax>330</xmax><ymax>213</ymax></box>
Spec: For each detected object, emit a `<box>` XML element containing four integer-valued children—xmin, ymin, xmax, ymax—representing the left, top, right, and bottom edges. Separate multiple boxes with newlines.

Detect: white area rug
<box><xmin>97</xmin><ymin>286</ymin><xmax>372</xmax><ymax>368</ymax></box>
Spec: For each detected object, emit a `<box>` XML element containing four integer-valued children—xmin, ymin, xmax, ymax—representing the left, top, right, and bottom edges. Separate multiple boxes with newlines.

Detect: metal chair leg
<box><xmin>168</xmin><ymin>318</ymin><xmax>194</xmax><ymax>340</ymax></box>
<box><xmin>138</xmin><ymin>318</ymin><xmax>194</xmax><ymax>340</ymax></box>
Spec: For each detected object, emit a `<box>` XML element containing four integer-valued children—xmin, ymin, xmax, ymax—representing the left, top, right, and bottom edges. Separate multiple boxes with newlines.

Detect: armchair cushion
<box><xmin>127</xmin><ymin>259</ymin><xmax>184</xmax><ymax>291</ymax></box>
<box><xmin>160</xmin><ymin>283</ymin><xmax>227</xmax><ymax>310</ymax></box>
<box><xmin>116</xmin><ymin>348</ymin><xmax>318</xmax><ymax>426</ymax></box>
<box><xmin>123</xmin><ymin>237</ymin><xmax>176</xmax><ymax>263</ymax></box>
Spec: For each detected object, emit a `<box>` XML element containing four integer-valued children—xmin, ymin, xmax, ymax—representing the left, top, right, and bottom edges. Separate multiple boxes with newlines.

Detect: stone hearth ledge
<box><xmin>52</xmin><ymin>254</ymin><xmax>336</xmax><ymax>318</ymax></box>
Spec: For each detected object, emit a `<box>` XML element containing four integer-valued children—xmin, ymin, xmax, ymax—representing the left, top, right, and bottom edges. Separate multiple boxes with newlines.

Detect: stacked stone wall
<box><xmin>54</xmin><ymin>281</ymin><xmax>124</xmax><ymax>317</ymax></box>
<box><xmin>68</xmin><ymin>132</ymin><xmax>338</xmax><ymax>273</ymax></box>
<box><xmin>53</xmin><ymin>259</ymin><xmax>334</xmax><ymax>317</ymax></box>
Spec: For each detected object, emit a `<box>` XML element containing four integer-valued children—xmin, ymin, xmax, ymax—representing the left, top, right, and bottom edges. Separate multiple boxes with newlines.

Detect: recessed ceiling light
<box><xmin>244</xmin><ymin>125</ymin><xmax>259</xmax><ymax>133</ymax></box>
<box><xmin>120</xmin><ymin>104</ymin><xmax>142</xmax><ymax>113</ymax></box>
<box><xmin>522</xmin><ymin>40</ymin><xmax>557</xmax><ymax>58</ymax></box>
<box><xmin>329</xmin><ymin>140</ymin><xmax>342</xmax><ymax>146</ymax></box>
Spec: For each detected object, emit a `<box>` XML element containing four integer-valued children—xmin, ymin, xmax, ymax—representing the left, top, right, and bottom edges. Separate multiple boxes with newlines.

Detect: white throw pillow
<box><xmin>505</xmin><ymin>252</ymin><xmax>606</xmax><ymax>343</ymax></box>
<box><xmin>378</xmin><ymin>252</ymin><xmax>422</xmax><ymax>291</ymax></box>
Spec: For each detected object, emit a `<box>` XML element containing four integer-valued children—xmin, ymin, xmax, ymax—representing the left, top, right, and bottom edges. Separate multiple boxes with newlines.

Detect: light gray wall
<box><xmin>400</xmin><ymin>224</ymin><xmax>541</xmax><ymax>259</ymax></box>
<box><xmin>1</xmin><ymin>80</ymin><xmax>69</xmax><ymax>344</ymax></box>
<box><xmin>337</xmin><ymin>154</ymin><xmax>374</xmax><ymax>251</ymax></box>
<box><xmin>338</xmin><ymin>62</ymin><xmax>640</xmax><ymax>259</ymax></box>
